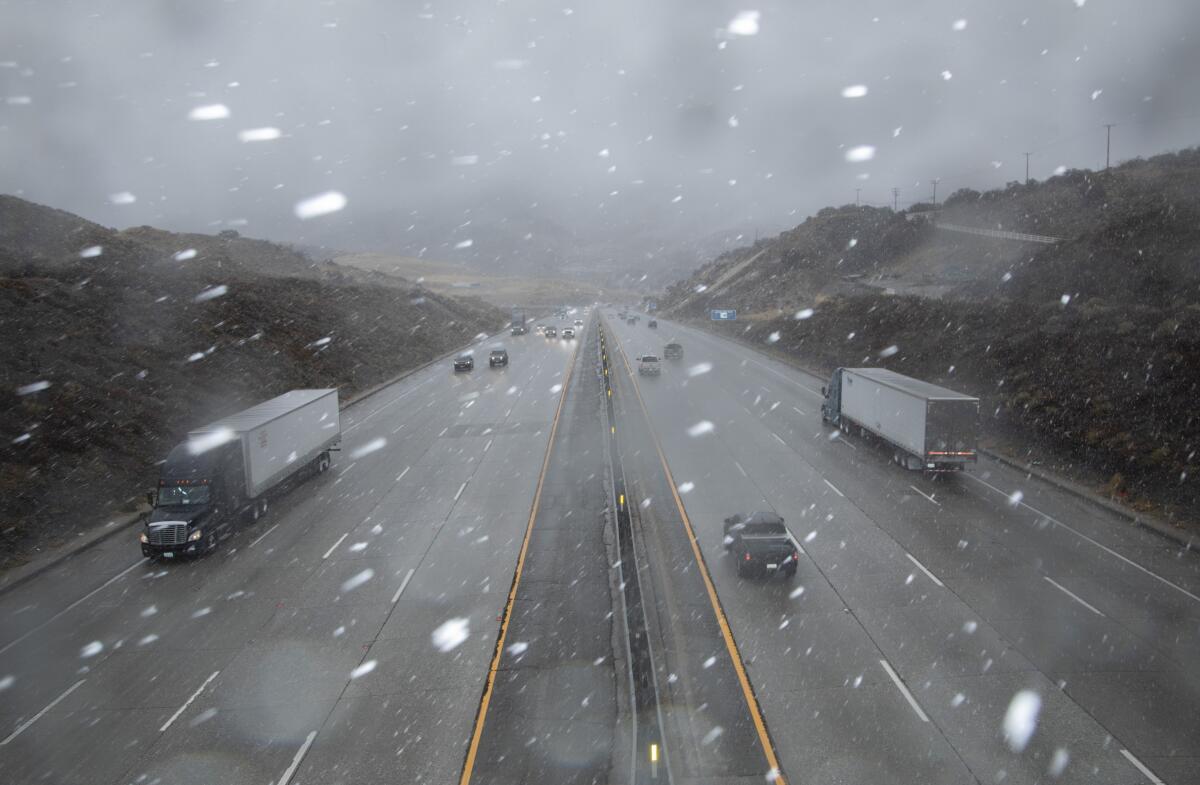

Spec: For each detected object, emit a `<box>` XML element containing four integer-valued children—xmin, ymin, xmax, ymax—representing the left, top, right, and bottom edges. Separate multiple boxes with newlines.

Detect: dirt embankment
<box><xmin>660</xmin><ymin>148</ymin><xmax>1200</xmax><ymax>529</ymax></box>
<box><xmin>0</xmin><ymin>198</ymin><xmax>505</xmax><ymax>568</ymax></box>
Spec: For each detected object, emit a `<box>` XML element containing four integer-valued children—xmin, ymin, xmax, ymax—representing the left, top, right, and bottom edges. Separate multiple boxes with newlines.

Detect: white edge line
<box><xmin>396</xmin><ymin>465</ymin><xmax>410</xmax><ymax>482</ymax></box>
<box><xmin>792</xmin><ymin>406</ymin><xmax>806</xmax><ymax>415</ymax></box>
<box><xmin>906</xmin><ymin>553</ymin><xmax>945</xmax><ymax>587</ymax></box>
<box><xmin>1</xmin><ymin>679</ymin><xmax>86</xmax><ymax>745</ymax></box>
<box><xmin>733</xmin><ymin>460</ymin><xmax>748</xmax><ymax>478</ymax></box>
<box><xmin>1044</xmin><ymin>576</ymin><xmax>1105</xmax><ymax>616</ymax></box>
<box><xmin>159</xmin><ymin>670</ymin><xmax>219</xmax><ymax>732</ymax></box>
<box><xmin>484</xmin><ymin>438</ymin><xmax>493</xmax><ymax>453</ymax></box>
<box><xmin>391</xmin><ymin>568</ymin><xmax>416</xmax><ymax>604</ymax></box>
<box><xmin>277</xmin><ymin>730</ymin><xmax>318</xmax><ymax>785</ymax></box>
<box><xmin>249</xmin><ymin>523</ymin><xmax>280</xmax><ymax>548</ymax></box>
<box><xmin>1120</xmin><ymin>749</ymin><xmax>1165</xmax><ymax>785</ymax></box>
<box><xmin>322</xmin><ymin>532</ymin><xmax>349</xmax><ymax>560</ymax></box>
<box><xmin>909</xmin><ymin>485</ymin><xmax>941</xmax><ymax>506</ymax></box>
<box><xmin>878</xmin><ymin>659</ymin><xmax>929</xmax><ymax>722</ymax></box>
<box><xmin>963</xmin><ymin>473</ymin><xmax>1200</xmax><ymax>604</ymax></box>
<box><xmin>0</xmin><ymin>559</ymin><xmax>143</xmax><ymax>656</ymax></box>
<box><xmin>438</xmin><ymin>427</ymin><xmax>448</xmax><ymax>437</ymax></box>
<box><xmin>454</xmin><ymin>481</ymin><xmax>467</xmax><ymax>502</ymax></box>
<box><xmin>823</xmin><ymin>479</ymin><xmax>844</xmax><ymax>497</ymax></box>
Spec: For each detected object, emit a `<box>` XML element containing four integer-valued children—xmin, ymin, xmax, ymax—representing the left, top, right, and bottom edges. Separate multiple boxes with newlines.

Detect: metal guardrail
<box><xmin>933</xmin><ymin>222</ymin><xmax>1063</xmax><ymax>244</ymax></box>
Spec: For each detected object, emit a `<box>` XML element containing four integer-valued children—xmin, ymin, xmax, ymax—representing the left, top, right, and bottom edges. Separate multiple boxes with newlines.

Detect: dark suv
<box><xmin>723</xmin><ymin>511</ymin><xmax>798</xmax><ymax>578</ymax></box>
<box><xmin>453</xmin><ymin>354</ymin><xmax>474</xmax><ymax>372</ymax></box>
<box><xmin>489</xmin><ymin>348</ymin><xmax>509</xmax><ymax>368</ymax></box>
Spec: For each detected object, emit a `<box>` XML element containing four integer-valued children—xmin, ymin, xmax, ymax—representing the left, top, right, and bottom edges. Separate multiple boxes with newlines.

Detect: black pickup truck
<box><xmin>723</xmin><ymin>511</ymin><xmax>798</xmax><ymax>579</ymax></box>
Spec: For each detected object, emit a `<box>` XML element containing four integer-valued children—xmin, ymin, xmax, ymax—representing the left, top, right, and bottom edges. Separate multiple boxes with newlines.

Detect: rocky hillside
<box><xmin>659</xmin><ymin>147</ymin><xmax>1200</xmax><ymax>526</ymax></box>
<box><xmin>0</xmin><ymin>197</ymin><xmax>505</xmax><ymax>567</ymax></box>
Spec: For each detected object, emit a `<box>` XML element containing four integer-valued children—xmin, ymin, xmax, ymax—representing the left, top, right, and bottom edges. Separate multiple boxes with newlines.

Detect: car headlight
<box><xmin>188</xmin><ymin>529</ymin><xmax>203</xmax><ymax>542</ymax></box>
<box><xmin>139</xmin><ymin>532</ymin><xmax>149</xmax><ymax>543</ymax></box>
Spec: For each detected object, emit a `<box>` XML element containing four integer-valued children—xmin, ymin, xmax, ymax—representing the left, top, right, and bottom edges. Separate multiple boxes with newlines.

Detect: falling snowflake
<box><xmin>687</xmin><ymin>421</ymin><xmax>715</xmax><ymax>437</ymax></box>
<box><xmin>350</xmin><ymin>660</ymin><xmax>377</xmax><ymax>679</ymax></box>
<box><xmin>294</xmin><ymin>191</ymin><xmax>347</xmax><ymax>219</ymax></box>
<box><xmin>841</xmin><ymin>85</ymin><xmax>868</xmax><ymax>98</ymax></box>
<box><xmin>189</xmin><ymin>103</ymin><xmax>230</xmax><ymax>121</ymax></box>
<box><xmin>727</xmin><ymin>10</ymin><xmax>761</xmax><ymax>36</ymax></box>
<box><xmin>194</xmin><ymin>285</ymin><xmax>228</xmax><ymax>303</ymax></box>
<box><xmin>109</xmin><ymin>191</ymin><xmax>137</xmax><ymax>205</ymax></box>
<box><xmin>16</xmin><ymin>381</ymin><xmax>51</xmax><ymax>396</ymax></box>
<box><xmin>350</xmin><ymin>438</ymin><xmax>386</xmax><ymax>459</ymax></box>
<box><xmin>174</xmin><ymin>249</ymin><xmax>197</xmax><ymax>261</ymax></box>
<box><xmin>80</xmin><ymin>641</ymin><xmax>103</xmax><ymax>658</ymax></box>
<box><xmin>879</xmin><ymin>345</ymin><xmax>899</xmax><ymax>358</ymax></box>
<box><xmin>432</xmin><ymin>617</ymin><xmax>470</xmax><ymax>652</ymax></box>
<box><xmin>341</xmin><ymin>569</ymin><xmax>375</xmax><ymax>592</ymax></box>
<box><xmin>845</xmin><ymin>145</ymin><xmax>875</xmax><ymax>163</ymax></box>
<box><xmin>941</xmin><ymin>70</ymin><xmax>953</xmax><ymax>81</ymax></box>
<box><xmin>455</xmin><ymin>239</ymin><xmax>474</xmax><ymax>249</ymax></box>
<box><xmin>678</xmin><ymin>481</ymin><xmax>695</xmax><ymax>494</ymax></box>
<box><xmin>1003</xmin><ymin>690</ymin><xmax>1042</xmax><ymax>752</ymax></box>
<box><xmin>952</xmin><ymin>19</ymin><xmax>967</xmax><ymax>31</ymax></box>
<box><xmin>238</xmin><ymin>127</ymin><xmax>281</xmax><ymax>142</ymax></box>
<box><xmin>80</xmin><ymin>245</ymin><xmax>103</xmax><ymax>258</ymax></box>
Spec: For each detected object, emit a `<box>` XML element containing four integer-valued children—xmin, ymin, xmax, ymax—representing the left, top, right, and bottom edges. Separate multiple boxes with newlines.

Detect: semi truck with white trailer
<box><xmin>820</xmin><ymin>368</ymin><xmax>978</xmax><ymax>472</ymax></box>
<box><xmin>140</xmin><ymin>389</ymin><xmax>341</xmax><ymax>558</ymax></box>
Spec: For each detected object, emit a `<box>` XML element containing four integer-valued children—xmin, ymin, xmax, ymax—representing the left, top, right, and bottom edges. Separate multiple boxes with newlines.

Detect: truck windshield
<box><xmin>157</xmin><ymin>484</ymin><xmax>211</xmax><ymax>507</ymax></box>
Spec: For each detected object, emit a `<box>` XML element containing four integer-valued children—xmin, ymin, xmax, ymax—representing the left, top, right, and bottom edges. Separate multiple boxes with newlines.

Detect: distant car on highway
<box><xmin>627</xmin><ymin>317</ymin><xmax>636</xmax><ymax>325</ymax></box>
<box><xmin>648</xmin><ymin>319</ymin><xmax>657</xmax><ymax>329</ymax></box>
<box><xmin>723</xmin><ymin>511</ymin><xmax>798</xmax><ymax>579</ymax></box>
<box><xmin>453</xmin><ymin>354</ymin><xmax>474</xmax><ymax>372</ymax></box>
<box><xmin>574</xmin><ymin>319</ymin><xmax>584</xmax><ymax>327</ymax></box>
<box><xmin>562</xmin><ymin>327</ymin><xmax>575</xmax><ymax>339</ymax></box>
<box><xmin>489</xmin><ymin>348</ymin><xmax>509</xmax><ymax>368</ymax></box>
<box><xmin>637</xmin><ymin>354</ymin><xmax>660</xmax><ymax>376</ymax></box>
<box><xmin>544</xmin><ymin>326</ymin><xmax>557</xmax><ymax>338</ymax></box>
<box><xmin>511</xmin><ymin>324</ymin><xmax>528</xmax><ymax>336</ymax></box>
<box><xmin>664</xmin><ymin>342</ymin><xmax>683</xmax><ymax>360</ymax></box>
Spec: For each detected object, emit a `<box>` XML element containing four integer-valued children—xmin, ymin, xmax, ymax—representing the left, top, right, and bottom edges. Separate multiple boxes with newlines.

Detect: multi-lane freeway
<box><xmin>2</xmin><ymin>310</ymin><xmax>1198</xmax><ymax>785</ymax></box>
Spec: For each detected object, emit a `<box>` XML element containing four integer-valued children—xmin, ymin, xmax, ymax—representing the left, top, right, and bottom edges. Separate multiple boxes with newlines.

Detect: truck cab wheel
<box><xmin>317</xmin><ymin>452</ymin><xmax>331</xmax><ymax>473</ymax></box>
<box><xmin>250</xmin><ymin>497</ymin><xmax>268</xmax><ymax>522</ymax></box>
<box><xmin>205</xmin><ymin>531</ymin><xmax>219</xmax><ymax>553</ymax></box>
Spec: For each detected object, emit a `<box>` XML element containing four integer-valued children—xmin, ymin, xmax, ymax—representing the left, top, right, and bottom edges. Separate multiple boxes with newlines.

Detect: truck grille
<box><xmin>148</xmin><ymin>523</ymin><xmax>188</xmax><ymax>546</ymax></box>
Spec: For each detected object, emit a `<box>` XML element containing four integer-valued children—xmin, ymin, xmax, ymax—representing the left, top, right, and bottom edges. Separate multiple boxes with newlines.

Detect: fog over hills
<box><xmin>3</xmin><ymin>1</ymin><xmax>1198</xmax><ymax>280</ymax></box>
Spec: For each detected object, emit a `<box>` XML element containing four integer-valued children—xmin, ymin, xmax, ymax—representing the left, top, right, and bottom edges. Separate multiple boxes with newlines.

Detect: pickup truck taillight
<box><xmin>744</xmin><ymin>552</ymin><xmax>752</xmax><ymax>561</ymax></box>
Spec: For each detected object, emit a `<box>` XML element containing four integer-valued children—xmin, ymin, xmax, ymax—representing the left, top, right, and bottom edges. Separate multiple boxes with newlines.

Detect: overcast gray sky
<box><xmin>2</xmin><ymin>0</ymin><xmax>1198</xmax><ymax>274</ymax></box>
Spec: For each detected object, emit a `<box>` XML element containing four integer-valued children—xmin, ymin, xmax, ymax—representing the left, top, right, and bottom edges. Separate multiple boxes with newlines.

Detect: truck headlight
<box><xmin>187</xmin><ymin>529</ymin><xmax>203</xmax><ymax>542</ymax></box>
<box><xmin>139</xmin><ymin>532</ymin><xmax>149</xmax><ymax>543</ymax></box>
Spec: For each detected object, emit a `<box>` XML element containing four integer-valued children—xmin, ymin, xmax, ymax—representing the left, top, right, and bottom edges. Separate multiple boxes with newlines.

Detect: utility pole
<box><xmin>1104</xmin><ymin>124</ymin><xmax>1115</xmax><ymax>170</ymax></box>
<box><xmin>1024</xmin><ymin>152</ymin><xmax>1031</xmax><ymax>184</ymax></box>
<box><xmin>892</xmin><ymin>187</ymin><xmax>900</xmax><ymax>211</ymax></box>
<box><xmin>855</xmin><ymin>188</ymin><xmax>861</xmax><ymax>207</ymax></box>
<box><xmin>931</xmin><ymin>178</ymin><xmax>940</xmax><ymax>206</ymax></box>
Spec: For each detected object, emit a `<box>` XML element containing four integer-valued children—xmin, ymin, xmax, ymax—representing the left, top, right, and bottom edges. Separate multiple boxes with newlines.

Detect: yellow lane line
<box><xmin>606</xmin><ymin>318</ymin><xmax>788</xmax><ymax>785</ymax></box>
<box><xmin>457</xmin><ymin>341</ymin><xmax>580</xmax><ymax>785</ymax></box>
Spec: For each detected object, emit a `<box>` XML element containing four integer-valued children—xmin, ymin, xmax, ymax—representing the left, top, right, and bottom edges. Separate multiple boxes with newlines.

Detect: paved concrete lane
<box><xmin>466</xmin><ymin>319</ymin><xmax>618</xmax><ymax>785</ymax></box>
<box><xmin>0</xmin><ymin>329</ymin><xmax>579</xmax><ymax>785</ymax></box>
<box><xmin>604</xmin><ymin>313</ymin><xmax>1200</xmax><ymax>785</ymax></box>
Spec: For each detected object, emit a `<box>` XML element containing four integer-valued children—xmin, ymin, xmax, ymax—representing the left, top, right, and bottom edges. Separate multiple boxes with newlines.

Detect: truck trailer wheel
<box><xmin>250</xmin><ymin>497</ymin><xmax>268</xmax><ymax>522</ymax></box>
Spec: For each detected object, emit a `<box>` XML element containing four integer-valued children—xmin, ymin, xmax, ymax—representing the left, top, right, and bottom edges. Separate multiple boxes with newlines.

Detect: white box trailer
<box><xmin>821</xmin><ymin>368</ymin><xmax>978</xmax><ymax>471</ymax></box>
<box><xmin>189</xmin><ymin>388</ymin><xmax>341</xmax><ymax>498</ymax></box>
<box><xmin>143</xmin><ymin>389</ymin><xmax>341</xmax><ymax>559</ymax></box>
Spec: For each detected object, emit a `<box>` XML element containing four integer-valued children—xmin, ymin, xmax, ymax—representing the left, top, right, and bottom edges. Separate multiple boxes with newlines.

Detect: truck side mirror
<box><xmin>145</xmin><ymin>491</ymin><xmax>156</xmax><ymax>508</ymax></box>
<box><xmin>821</xmin><ymin>386</ymin><xmax>826</xmax><ymax>397</ymax></box>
